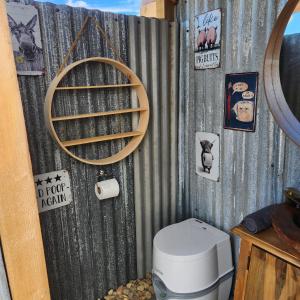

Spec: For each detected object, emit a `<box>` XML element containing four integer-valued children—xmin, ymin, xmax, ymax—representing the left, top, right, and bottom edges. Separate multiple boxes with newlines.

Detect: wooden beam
<box><xmin>0</xmin><ymin>2</ymin><xmax>51</xmax><ymax>300</ymax></box>
<box><xmin>233</xmin><ymin>239</ymin><xmax>252</xmax><ymax>300</ymax></box>
<box><xmin>140</xmin><ymin>0</ymin><xmax>177</xmax><ymax>21</ymax></box>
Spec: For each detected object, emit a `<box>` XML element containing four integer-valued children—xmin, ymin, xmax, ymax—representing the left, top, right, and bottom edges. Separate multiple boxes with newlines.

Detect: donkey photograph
<box><xmin>7</xmin><ymin>4</ymin><xmax>44</xmax><ymax>75</ymax></box>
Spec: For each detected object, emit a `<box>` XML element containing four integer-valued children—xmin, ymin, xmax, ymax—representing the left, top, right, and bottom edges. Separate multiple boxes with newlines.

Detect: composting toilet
<box><xmin>152</xmin><ymin>218</ymin><xmax>234</xmax><ymax>300</ymax></box>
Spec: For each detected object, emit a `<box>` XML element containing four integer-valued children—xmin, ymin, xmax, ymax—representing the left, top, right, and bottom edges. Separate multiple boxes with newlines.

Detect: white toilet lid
<box><xmin>154</xmin><ymin>218</ymin><xmax>228</xmax><ymax>257</ymax></box>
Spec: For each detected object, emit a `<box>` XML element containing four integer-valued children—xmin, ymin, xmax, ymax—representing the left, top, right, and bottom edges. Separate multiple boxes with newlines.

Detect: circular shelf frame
<box><xmin>44</xmin><ymin>57</ymin><xmax>149</xmax><ymax>165</ymax></box>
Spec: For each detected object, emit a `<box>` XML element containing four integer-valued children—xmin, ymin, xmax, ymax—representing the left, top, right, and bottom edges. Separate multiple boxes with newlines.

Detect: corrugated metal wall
<box><xmin>0</xmin><ymin>245</ymin><xmax>10</xmax><ymax>300</ymax></box>
<box><xmin>128</xmin><ymin>16</ymin><xmax>179</xmax><ymax>277</ymax></box>
<box><xmin>176</xmin><ymin>0</ymin><xmax>300</xmax><ymax>264</ymax></box>
<box><xmin>5</xmin><ymin>0</ymin><xmax>299</xmax><ymax>296</ymax></box>
<box><xmin>3</xmin><ymin>0</ymin><xmax>177</xmax><ymax>298</ymax></box>
<box><xmin>19</xmin><ymin>3</ymin><xmax>137</xmax><ymax>299</ymax></box>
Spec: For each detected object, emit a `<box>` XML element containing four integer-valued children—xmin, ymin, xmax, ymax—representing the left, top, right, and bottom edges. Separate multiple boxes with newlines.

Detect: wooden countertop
<box><xmin>232</xmin><ymin>225</ymin><xmax>300</xmax><ymax>268</ymax></box>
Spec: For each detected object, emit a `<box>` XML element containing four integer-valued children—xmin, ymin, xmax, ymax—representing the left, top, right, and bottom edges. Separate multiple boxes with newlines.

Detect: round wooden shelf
<box><xmin>44</xmin><ymin>57</ymin><xmax>149</xmax><ymax>165</ymax></box>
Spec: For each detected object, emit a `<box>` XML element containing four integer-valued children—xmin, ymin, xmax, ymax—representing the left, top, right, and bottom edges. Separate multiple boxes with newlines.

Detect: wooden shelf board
<box><xmin>52</xmin><ymin>108</ymin><xmax>147</xmax><ymax>122</ymax></box>
<box><xmin>63</xmin><ymin>131</ymin><xmax>143</xmax><ymax>147</ymax></box>
<box><xmin>56</xmin><ymin>83</ymin><xmax>140</xmax><ymax>90</ymax></box>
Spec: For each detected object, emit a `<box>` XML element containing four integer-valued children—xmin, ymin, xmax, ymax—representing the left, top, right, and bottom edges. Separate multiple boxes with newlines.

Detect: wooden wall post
<box><xmin>140</xmin><ymin>0</ymin><xmax>177</xmax><ymax>21</ymax></box>
<box><xmin>0</xmin><ymin>2</ymin><xmax>51</xmax><ymax>299</ymax></box>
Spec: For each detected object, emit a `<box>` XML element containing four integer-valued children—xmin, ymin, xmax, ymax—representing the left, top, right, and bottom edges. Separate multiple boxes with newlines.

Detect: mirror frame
<box><xmin>264</xmin><ymin>0</ymin><xmax>300</xmax><ymax>146</ymax></box>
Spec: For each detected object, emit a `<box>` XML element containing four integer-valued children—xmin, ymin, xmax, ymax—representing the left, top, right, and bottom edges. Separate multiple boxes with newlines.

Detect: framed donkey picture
<box><xmin>6</xmin><ymin>2</ymin><xmax>44</xmax><ymax>75</ymax></box>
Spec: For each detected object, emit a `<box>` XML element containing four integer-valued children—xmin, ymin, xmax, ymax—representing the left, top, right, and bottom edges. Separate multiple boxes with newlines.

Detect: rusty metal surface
<box><xmin>176</xmin><ymin>0</ymin><xmax>300</xmax><ymax>265</ymax></box>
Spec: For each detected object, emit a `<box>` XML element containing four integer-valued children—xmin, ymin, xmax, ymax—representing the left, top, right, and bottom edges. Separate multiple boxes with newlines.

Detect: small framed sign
<box><xmin>195</xmin><ymin>132</ymin><xmax>220</xmax><ymax>182</ymax></box>
<box><xmin>34</xmin><ymin>170</ymin><xmax>72</xmax><ymax>213</ymax></box>
<box><xmin>194</xmin><ymin>8</ymin><xmax>222</xmax><ymax>70</ymax></box>
<box><xmin>6</xmin><ymin>2</ymin><xmax>44</xmax><ymax>75</ymax></box>
<box><xmin>224</xmin><ymin>72</ymin><xmax>258</xmax><ymax>132</ymax></box>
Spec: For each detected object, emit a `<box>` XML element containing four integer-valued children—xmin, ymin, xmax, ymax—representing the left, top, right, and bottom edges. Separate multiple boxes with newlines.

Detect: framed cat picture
<box><xmin>224</xmin><ymin>72</ymin><xmax>258</xmax><ymax>132</ymax></box>
<box><xmin>195</xmin><ymin>132</ymin><xmax>220</xmax><ymax>182</ymax></box>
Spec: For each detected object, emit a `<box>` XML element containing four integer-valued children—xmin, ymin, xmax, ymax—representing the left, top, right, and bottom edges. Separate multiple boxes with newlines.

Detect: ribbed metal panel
<box><xmin>176</xmin><ymin>0</ymin><xmax>298</xmax><ymax>264</ymax></box>
<box><xmin>4</xmin><ymin>0</ymin><xmax>178</xmax><ymax>298</ymax></box>
<box><xmin>15</xmin><ymin>2</ymin><xmax>137</xmax><ymax>299</ymax></box>
<box><xmin>128</xmin><ymin>16</ymin><xmax>178</xmax><ymax>277</ymax></box>
<box><xmin>0</xmin><ymin>245</ymin><xmax>10</xmax><ymax>300</ymax></box>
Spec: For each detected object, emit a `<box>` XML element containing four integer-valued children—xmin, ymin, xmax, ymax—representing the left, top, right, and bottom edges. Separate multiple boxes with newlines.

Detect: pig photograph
<box><xmin>195</xmin><ymin>132</ymin><xmax>220</xmax><ymax>182</ymax></box>
<box><xmin>224</xmin><ymin>72</ymin><xmax>258</xmax><ymax>132</ymax></box>
<box><xmin>194</xmin><ymin>8</ymin><xmax>221</xmax><ymax>69</ymax></box>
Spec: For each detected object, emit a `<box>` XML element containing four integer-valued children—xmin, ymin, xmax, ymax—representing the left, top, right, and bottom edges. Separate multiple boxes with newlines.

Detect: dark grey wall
<box><xmin>7</xmin><ymin>0</ymin><xmax>178</xmax><ymax>299</ymax></box>
<box><xmin>176</xmin><ymin>0</ymin><xmax>300</xmax><ymax>263</ymax></box>
<box><xmin>18</xmin><ymin>3</ymin><xmax>136</xmax><ymax>300</ymax></box>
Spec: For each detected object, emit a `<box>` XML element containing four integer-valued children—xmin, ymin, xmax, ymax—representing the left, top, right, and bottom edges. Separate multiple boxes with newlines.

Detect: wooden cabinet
<box><xmin>232</xmin><ymin>226</ymin><xmax>300</xmax><ymax>300</ymax></box>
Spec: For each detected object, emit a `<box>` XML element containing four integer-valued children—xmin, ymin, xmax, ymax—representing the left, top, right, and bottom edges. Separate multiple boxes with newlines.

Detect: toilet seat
<box><xmin>154</xmin><ymin>219</ymin><xmax>228</xmax><ymax>261</ymax></box>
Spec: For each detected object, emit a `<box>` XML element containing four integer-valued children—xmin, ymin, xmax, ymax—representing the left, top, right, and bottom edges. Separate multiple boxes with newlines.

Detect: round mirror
<box><xmin>280</xmin><ymin>3</ymin><xmax>300</xmax><ymax>121</ymax></box>
<box><xmin>264</xmin><ymin>0</ymin><xmax>300</xmax><ymax>145</ymax></box>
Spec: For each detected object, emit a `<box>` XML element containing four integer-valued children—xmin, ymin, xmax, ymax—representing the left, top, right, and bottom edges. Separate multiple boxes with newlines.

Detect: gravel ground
<box><xmin>103</xmin><ymin>273</ymin><xmax>156</xmax><ymax>300</ymax></box>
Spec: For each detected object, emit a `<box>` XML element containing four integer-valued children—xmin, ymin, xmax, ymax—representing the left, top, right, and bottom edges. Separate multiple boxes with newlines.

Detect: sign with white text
<box><xmin>34</xmin><ymin>170</ymin><xmax>72</xmax><ymax>213</ymax></box>
<box><xmin>194</xmin><ymin>8</ymin><xmax>222</xmax><ymax>69</ymax></box>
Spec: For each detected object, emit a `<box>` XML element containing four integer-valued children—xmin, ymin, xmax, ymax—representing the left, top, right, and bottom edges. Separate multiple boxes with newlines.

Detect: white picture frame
<box><xmin>195</xmin><ymin>132</ymin><xmax>220</xmax><ymax>182</ymax></box>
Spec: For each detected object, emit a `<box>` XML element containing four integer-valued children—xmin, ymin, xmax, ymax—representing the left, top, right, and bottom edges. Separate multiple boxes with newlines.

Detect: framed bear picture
<box><xmin>224</xmin><ymin>72</ymin><xmax>258</xmax><ymax>132</ymax></box>
<box><xmin>195</xmin><ymin>132</ymin><xmax>220</xmax><ymax>182</ymax></box>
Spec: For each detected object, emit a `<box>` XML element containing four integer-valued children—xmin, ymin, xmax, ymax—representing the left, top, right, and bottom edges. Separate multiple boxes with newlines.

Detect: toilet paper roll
<box><xmin>95</xmin><ymin>178</ymin><xmax>120</xmax><ymax>200</ymax></box>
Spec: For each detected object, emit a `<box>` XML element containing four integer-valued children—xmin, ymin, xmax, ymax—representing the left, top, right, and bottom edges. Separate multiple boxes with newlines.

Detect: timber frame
<box><xmin>140</xmin><ymin>0</ymin><xmax>177</xmax><ymax>21</ymax></box>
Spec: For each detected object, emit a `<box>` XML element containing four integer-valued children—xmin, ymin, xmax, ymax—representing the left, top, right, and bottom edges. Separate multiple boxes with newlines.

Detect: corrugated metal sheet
<box><xmin>176</xmin><ymin>0</ymin><xmax>299</xmax><ymax>265</ymax></box>
<box><xmin>3</xmin><ymin>0</ymin><xmax>178</xmax><ymax>298</ymax></box>
<box><xmin>0</xmin><ymin>245</ymin><xmax>10</xmax><ymax>300</ymax></box>
<box><xmin>16</xmin><ymin>2</ymin><xmax>136</xmax><ymax>299</ymax></box>
<box><xmin>128</xmin><ymin>16</ymin><xmax>179</xmax><ymax>277</ymax></box>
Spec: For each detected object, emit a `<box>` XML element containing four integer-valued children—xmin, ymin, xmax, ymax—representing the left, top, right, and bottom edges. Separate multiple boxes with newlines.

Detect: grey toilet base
<box><xmin>153</xmin><ymin>271</ymin><xmax>233</xmax><ymax>300</ymax></box>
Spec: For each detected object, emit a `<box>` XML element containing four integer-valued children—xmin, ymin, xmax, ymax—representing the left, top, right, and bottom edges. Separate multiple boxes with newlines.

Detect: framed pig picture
<box><xmin>194</xmin><ymin>8</ymin><xmax>222</xmax><ymax>70</ymax></box>
<box><xmin>224</xmin><ymin>72</ymin><xmax>258</xmax><ymax>132</ymax></box>
<box><xmin>195</xmin><ymin>132</ymin><xmax>220</xmax><ymax>182</ymax></box>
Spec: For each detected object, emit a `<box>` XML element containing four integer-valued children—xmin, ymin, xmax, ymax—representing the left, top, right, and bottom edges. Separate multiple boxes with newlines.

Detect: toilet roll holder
<box><xmin>97</xmin><ymin>169</ymin><xmax>111</xmax><ymax>181</ymax></box>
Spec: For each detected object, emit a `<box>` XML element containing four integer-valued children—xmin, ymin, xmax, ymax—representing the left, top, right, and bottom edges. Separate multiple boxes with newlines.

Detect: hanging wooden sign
<box><xmin>44</xmin><ymin>57</ymin><xmax>150</xmax><ymax>165</ymax></box>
